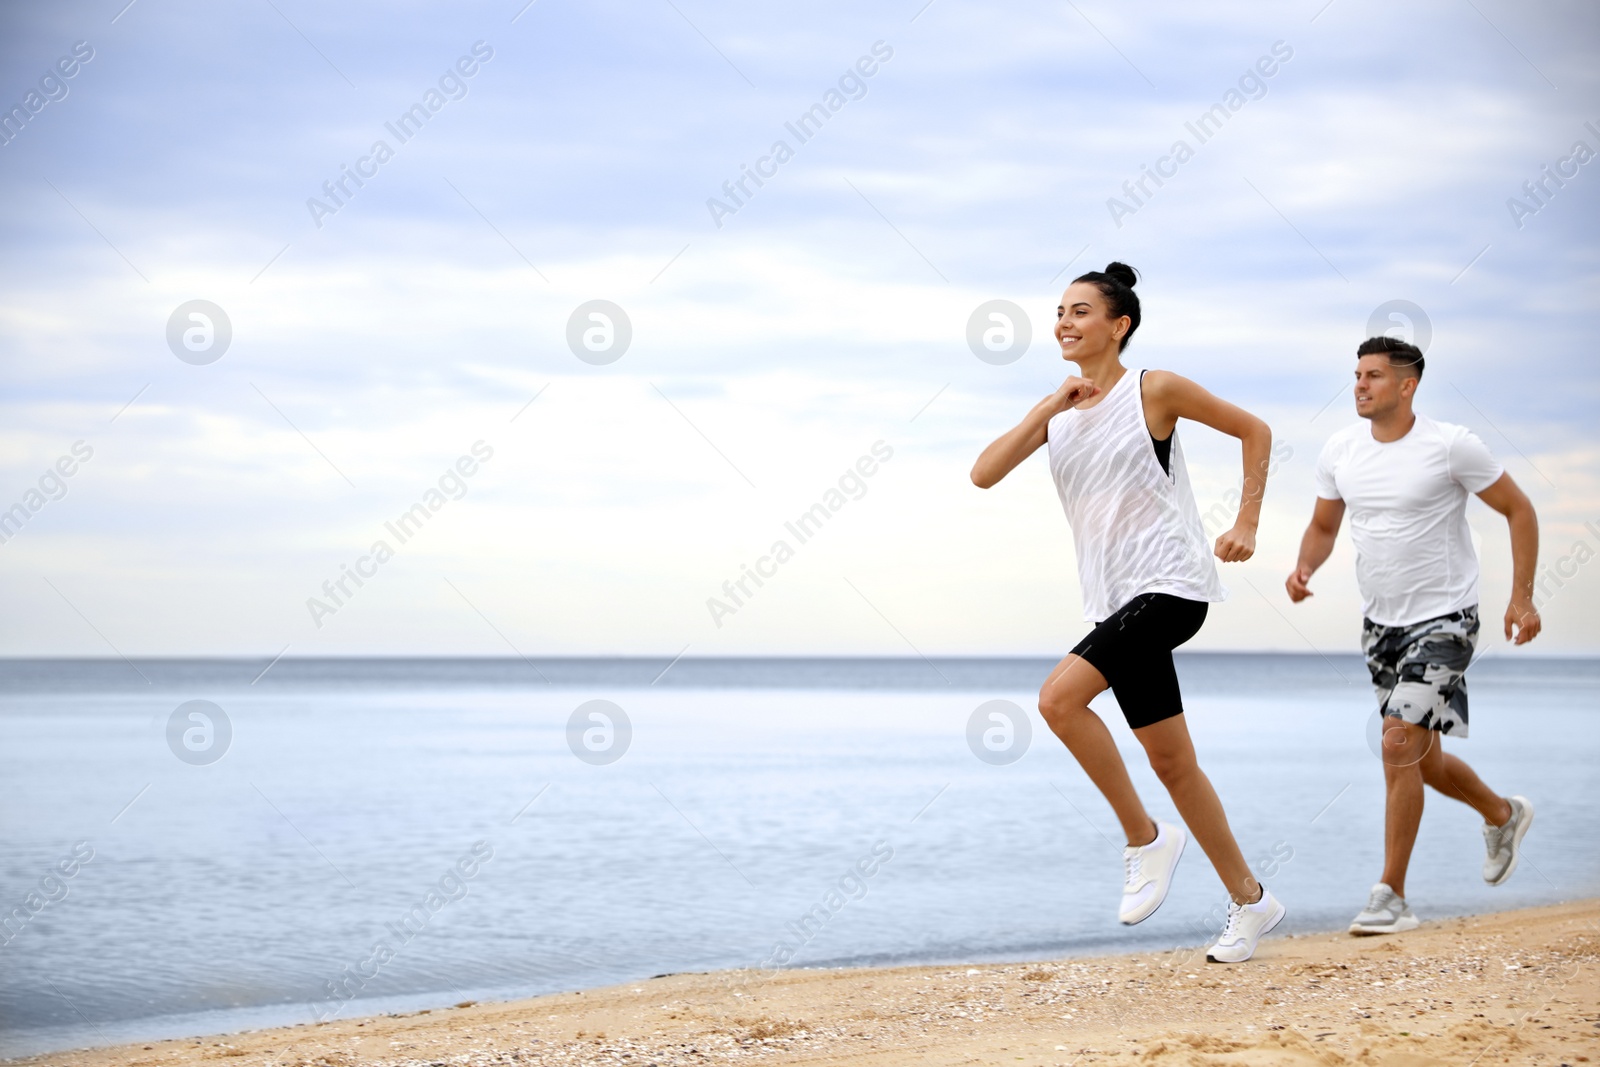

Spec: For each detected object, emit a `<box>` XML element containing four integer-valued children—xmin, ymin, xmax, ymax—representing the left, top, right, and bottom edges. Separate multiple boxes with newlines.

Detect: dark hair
<box><xmin>1070</xmin><ymin>262</ymin><xmax>1141</xmax><ymax>350</ymax></box>
<box><xmin>1356</xmin><ymin>335</ymin><xmax>1424</xmax><ymax>380</ymax></box>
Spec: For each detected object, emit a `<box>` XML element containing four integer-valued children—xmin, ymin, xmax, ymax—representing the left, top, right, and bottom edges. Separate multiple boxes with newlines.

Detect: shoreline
<box><xmin>14</xmin><ymin>898</ymin><xmax>1596</xmax><ymax>1067</ymax></box>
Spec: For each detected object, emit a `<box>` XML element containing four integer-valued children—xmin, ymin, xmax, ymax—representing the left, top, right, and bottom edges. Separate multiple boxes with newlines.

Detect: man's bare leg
<box><xmin>1379</xmin><ymin>719</ymin><xmax>1435</xmax><ymax>898</ymax></box>
<box><xmin>1421</xmin><ymin>743</ymin><xmax>1513</xmax><ymax>825</ymax></box>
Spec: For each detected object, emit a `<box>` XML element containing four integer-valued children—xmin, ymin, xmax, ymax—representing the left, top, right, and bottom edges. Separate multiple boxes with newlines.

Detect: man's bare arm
<box><xmin>1286</xmin><ymin>497</ymin><xmax>1345</xmax><ymax>602</ymax></box>
<box><xmin>1476</xmin><ymin>472</ymin><xmax>1541</xmax><ymax>644</ymax></box>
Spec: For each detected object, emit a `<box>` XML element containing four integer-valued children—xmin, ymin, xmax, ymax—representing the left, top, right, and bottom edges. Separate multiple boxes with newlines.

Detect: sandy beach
<box><xmin>19</xmin><ymin>899</ymin><xmax>1596</xmax><ymax>1067</ymax></box>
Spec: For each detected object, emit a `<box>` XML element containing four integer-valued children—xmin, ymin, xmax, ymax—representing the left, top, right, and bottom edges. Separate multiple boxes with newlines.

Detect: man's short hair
<box><xmin>1356</xmin><ymin>335</ymin><xmax>1424</xmax><ymax>380</ymax></box>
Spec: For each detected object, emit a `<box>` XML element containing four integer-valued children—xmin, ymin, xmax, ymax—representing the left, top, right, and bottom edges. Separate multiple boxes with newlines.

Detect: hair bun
<box><xmin>1103</xmin><ymin>262</ymin><xmax>1139</xmax><ymax>288</ymax></box>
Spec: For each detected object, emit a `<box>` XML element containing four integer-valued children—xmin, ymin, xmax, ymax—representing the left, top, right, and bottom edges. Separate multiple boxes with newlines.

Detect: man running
<box><xmin>1287</xmin><ymin>336</ymin><xmax>1540</xmax><ymax>935</ymax></box>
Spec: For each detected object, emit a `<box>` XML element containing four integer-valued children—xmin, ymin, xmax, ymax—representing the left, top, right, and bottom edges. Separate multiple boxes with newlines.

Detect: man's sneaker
<box><xmin>1118</xmin><ymin>820</ymin><xmax>1185</xmax><ymax>925</ymax></box>
<box><xmin>1348</xmin><ymin>883</ymin><xmax>1418</xmax><ymax>935</ymax></box>
<box><xmin>1483</xmin><ymin>795</ymin><xmax>1534</xmax><ymax>886</ymax></box>
<box><xmin>1205</xmin><ymin>888</ymin><xmax>1285</xmax><ymax>963</ymax></box>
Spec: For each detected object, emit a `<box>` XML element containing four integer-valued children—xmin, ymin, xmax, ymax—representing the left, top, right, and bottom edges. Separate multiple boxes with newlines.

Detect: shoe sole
<box><xmin>1485</xmin><ymin>796</ymin><xmax>1534</xmax><ymax>887</ymax></box>
<box><xmin>1348</xmin><ymin>915</ymin><xmax>1420</xmax><ymax>936</ymax></box>
<box><xmin>1119</xmin><ymin>825</ymin><xmax>1187</xmax><ymax>926</ymax></box>
<box><xmin>1205</xmin><ymin>898</ymin><xmax>1286</xmax><ymax>964</ymax></box>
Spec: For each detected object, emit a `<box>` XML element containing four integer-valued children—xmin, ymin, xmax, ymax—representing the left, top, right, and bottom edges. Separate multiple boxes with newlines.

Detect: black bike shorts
<box><xmin>1069</xmin><ymin>592</ymin><xmax>1208</xmax><ymax>730</ymax></box>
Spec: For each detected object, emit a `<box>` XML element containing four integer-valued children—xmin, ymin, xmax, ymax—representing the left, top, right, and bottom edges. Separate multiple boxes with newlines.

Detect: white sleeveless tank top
<box><xmin>1046</xmin><ymin>368</ymin><xmax>1226</xmax><ymax>622</ymax></box>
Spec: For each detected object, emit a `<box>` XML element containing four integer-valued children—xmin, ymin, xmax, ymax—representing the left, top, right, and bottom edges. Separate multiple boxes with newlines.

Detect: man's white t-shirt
<box><xmin>1315</xmin><ymin>413</ymin><xmax>1504</xmax><ymax>627</ymax></box>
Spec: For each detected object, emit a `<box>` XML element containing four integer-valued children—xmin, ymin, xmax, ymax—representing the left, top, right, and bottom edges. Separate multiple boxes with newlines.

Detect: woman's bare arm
<box><xmin>1142</xmin><ymin>370</ymin><xmax>1272</xmax><ymax>562</ymax></box>
<box><xmin>971</xmin><ymin>377</ymin><xmax>1100</xmax><ymax>489</ymax></box>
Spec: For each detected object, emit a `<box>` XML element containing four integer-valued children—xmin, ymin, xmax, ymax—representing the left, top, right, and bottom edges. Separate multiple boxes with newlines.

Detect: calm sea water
<box><xmin>1</xmin><ymin>655</ymin><xmax>1595</xmax><ymax>1057</ymax></box>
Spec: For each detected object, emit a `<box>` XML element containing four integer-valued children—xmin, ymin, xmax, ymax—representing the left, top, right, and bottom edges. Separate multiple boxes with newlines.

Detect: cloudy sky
<box><xmin>1</xmin><ymin>0</ymin><xmax>1596</xmax><ymax>658</ymax></box>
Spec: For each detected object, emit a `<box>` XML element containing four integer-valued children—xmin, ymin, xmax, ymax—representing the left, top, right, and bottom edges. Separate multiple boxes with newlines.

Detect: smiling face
<box><xmin>1354</xmin><ymin>353</ymin><xmax>1419</xmax><ymax>420</ymax></box>
<box><xmin>1056</xmin><ymin>281</ymin><xmax>1129</xmax><ymax>361</ymax></box>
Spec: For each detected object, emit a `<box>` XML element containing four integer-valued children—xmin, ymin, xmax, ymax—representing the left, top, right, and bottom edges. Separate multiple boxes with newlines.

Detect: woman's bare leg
<box><xmin>1133</xmin><ymin>714</ymin><xmax>1258</xmax><ymax>903</ymax></box>
<box><xmin>1038</xmin><ymin>654</ymin><xmax>1156</xmax><ymax>846</ymax></box>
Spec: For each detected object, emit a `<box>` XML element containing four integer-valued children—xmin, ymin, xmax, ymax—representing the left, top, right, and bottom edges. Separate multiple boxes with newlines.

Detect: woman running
<box><xmin>971</xmin><ymin>262</ymin><xmax>1284</xmax><ymax>963</ymax></box>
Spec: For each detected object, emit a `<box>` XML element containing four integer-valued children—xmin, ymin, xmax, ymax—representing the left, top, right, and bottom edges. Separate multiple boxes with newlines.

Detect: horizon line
<box><xmin>2</xmin><ymin>651</ymin><xmax>1596</xmax><ymax>662</ymax></box>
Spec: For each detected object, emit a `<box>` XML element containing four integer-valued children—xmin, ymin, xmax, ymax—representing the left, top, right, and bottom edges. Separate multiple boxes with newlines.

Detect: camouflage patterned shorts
<box><xmin>1361</xmin><ymin>606</ymin><xmax>1479</xmax><ymax>738</ymax></box>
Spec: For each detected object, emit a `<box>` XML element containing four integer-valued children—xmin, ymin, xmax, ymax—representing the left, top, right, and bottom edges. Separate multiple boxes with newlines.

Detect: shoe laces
<box><xmin>1218</xmin><ymin>899</ymin><xmax>1245</xmax><ymax>943</ymax></box>
<box><xmin>1123</xmin><ymin>849</ymin><xmax>1143</xmax><ymax>890</ymax></box>
<box><xmin>1366</xmin><ymin>885</ymin><xmax>1393</xmax><ymax>912</ymax></box>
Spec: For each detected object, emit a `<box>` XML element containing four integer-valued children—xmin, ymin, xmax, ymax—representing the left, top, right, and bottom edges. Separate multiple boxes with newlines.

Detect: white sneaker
<box><xmin>1483</xmin><ymin>795</ymin><xmax>1533</xmax><ymax>886</ymax></box>
<box><xmin>1118</xmin><ymin>820</ymin><xmax>1185</xmax><ymax>925</ymax></box>
<box><xmin>1348</xmin><ymin>882</ymin><xmax>1418</xmax><ymax>936</ymax></box>
<box><xmin>1205</xmin><ymin>888</ymin><xmax>1285</xmax><ymax>963</ymax></box>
